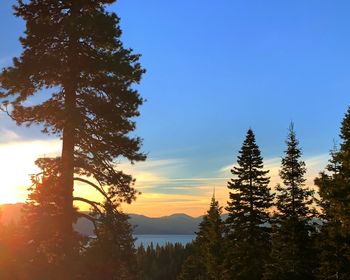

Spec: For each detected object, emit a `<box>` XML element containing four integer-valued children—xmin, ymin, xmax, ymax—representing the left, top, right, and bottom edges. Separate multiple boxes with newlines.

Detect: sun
<box><xmin>0</xmin><ymin>187</ymin><xmax>23</xmax><ymax>205</ymax></box>
<box><xmin>0</xmin><ymin>139</ymin><xmax>61</xmax><ymax>205</ymax></box>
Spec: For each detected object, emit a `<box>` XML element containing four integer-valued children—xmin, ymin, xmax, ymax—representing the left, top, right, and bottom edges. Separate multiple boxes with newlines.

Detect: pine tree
<box><xmin>264</xmin><ymin>124</ymin><xmax>316</xmax><ymax>280</ymax></box>
<box><xmin>203</xmin><ymin>195</ymin><xmax>225</xmax><ymax>280</ymax></box>
<box><xmin>18</xmin><ymin>157</ymin><xmax>138</xmax><ymax>279</ymax></box>
<box><xmin>81</xmin><ymin>201</ymin><xmax>137</xmax><ymax>280</ymax></box>
<box><xmin>314</xmin><ymin>107</ymin><xmax>350</xmax><ymax>279</ymax></box>
<box><xmin>19</xmin><ymin>157</ymin><xmax>84</xmax><ymax>279</ymax></box>
<box><xmin>179</xmin><ymin>194</ymin><xmax>225</xmax><ymax>280</ymax></box>
<box><xmin>225</xmin><ymin>129</ymin><xmax>273</xmax><ymax>280</ymax></box>
<box><xmin>0</xmin><ymin>0</ymin><xmax>145</xmax><ymax>270</ymax></box>
<box><xmin>137</xmin><ymin>243</ymin><xmax>191</xmax><ymax>280</ymax></box>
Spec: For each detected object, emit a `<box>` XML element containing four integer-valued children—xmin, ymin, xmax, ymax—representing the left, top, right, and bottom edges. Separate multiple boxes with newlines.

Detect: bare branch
<box><xmin>74</xmin><ymin>177</ymin><xmax>109</xmax><ymax>200</ymax></box>
<box><xmin>0</xmin><ymin>104</ymin><xmax>16</xmax><ymax>121</ymax></box>
<box><xmin>73</xmin><ymin>196</ymin><xmax>103</xmax><ymax>215</ymax></box>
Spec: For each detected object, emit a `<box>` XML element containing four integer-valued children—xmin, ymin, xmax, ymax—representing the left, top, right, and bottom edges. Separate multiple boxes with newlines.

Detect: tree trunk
<box><xmin>60</xmin><ymin>84</ymin><xmax>76</xmax><ymax>278</ymax></box>
<box><xmin>60</xmin><ymin>3</ymin><xmax>78</xmax><ymax>275</ymax></box>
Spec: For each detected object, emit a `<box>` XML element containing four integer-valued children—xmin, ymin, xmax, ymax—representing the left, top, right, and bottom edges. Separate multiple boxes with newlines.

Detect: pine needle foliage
<box><xmin>179</xmin><ymin>195</ymin><xmax>225</xmax><ymax>280</ymax></box>
<box><xmin>264</xmin><ymin>124</ymin><xmax>316</xmax><ymax>280</ymax></box>
<box><xmin>314</xmin><ymin>108</ymin><xmax>350</xmax><ymax>279</ymax></box>
<box><xmin>225</xmin><ymin>129</ymin><xmax>273</xmax><ymax>280</ymax></box>
<box><xmin>0</xmin><ymin>0</ymin><xmax>145</xmax><ymax>269</ymax></box>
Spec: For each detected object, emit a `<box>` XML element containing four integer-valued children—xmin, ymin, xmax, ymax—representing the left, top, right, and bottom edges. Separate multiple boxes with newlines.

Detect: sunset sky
<box><xmin>1</xmin><ymin>0</ymin><xmax>350</xmax><ymax>217</ymax></box>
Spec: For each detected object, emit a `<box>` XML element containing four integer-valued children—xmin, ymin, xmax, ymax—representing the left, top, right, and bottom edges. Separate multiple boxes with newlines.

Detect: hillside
<box><xmin>0</xmin><ymin>203</ymin><xmax>202</xmax><ymax>235</ymax></box>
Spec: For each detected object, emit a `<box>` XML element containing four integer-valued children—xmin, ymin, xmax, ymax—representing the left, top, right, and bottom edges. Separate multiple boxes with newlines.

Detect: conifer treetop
<box><xmin>276</xmin><ymin>123</ymin><xmax>314</xmax><ymax>220</ymax></box>
<box><xmin>232</xmin><ymin>128</ymin><xmax>270</xmax><ymax>183</ymax></box>
<box><xmin>225</xmin><ymin>128</ymin><xmax>273</xmax><ymax>280</ymax></box>
<box><xmin>226</xmin><ymin>128</ymin><xmax>272</xmax><ymax>221</ymax></box>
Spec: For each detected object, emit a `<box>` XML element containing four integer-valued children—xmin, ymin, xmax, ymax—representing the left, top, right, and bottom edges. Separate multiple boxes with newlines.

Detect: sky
<box><xmin>0</xmin><ymin>0</ymin><xmax>350</xmax><ymax>217</ymax></box>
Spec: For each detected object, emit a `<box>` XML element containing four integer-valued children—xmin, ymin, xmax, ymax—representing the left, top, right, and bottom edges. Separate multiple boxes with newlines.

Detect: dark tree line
<box><xmin>0</xmin><ymin>0</ymin><xmax>349</xmax><ymax>279</ymax></box>
<box><xmin>137</xmin><ymin>243</ymin><xmax>192</xmax><ymax>280</ymax></box>
<box><xmin>0</xmin><ymin>111</ymin><xmax>342</xmax><ymax>280</ymax></box>
<box><xmin>179</xmin><ymin>111</ymin><xmax>350</xmax><ymax>280</ymax></box>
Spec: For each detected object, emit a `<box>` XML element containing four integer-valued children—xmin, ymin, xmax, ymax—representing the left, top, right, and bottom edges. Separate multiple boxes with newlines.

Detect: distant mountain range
<box><xmin>76</xmin><ymin>213</ymin><xmax>203</xmax><ymax>236</ymax></box>
<box><xmin>0</xmin><ymin>203</ymin><xmax>209</xmax><ymax>235</ymax></box>
<box><xmin>3</xmin><ymin>203</ymin><xmax>320</xmax><ymax>236</ymax></box>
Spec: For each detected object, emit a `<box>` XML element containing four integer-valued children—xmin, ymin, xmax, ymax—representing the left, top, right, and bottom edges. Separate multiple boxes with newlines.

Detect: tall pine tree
<box><xmin>179</xmin><ymin>193</ymin><xmax>225</xmax><ymax>280</ymax></box>
<box><xmin>315</xmin><ymin>107</ymin><xmax>350</xmax><ymax>279</ymax></box>
<box><xmin>225</xmin><ymin>129</ymin><xmax>273</xmax><ymax>280</ymax></box>
<box><xmin>0</xmin><ymin>0</ymin><xmax>145</xmax><ymax>271</ymax></box>
<box><xmin>264</xmin><ymin>123</ymin><xmax>316</xmax><ymax>280</ymax></box>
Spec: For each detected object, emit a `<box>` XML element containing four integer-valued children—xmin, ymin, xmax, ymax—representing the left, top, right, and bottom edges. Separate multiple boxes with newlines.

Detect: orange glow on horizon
<box><xmin>0</xmin><ymin>138</ymin><xmax>328</xmax><ymax>217</ymax></box>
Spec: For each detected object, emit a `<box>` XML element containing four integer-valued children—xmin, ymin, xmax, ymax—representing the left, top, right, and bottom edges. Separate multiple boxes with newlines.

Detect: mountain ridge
<box><xmin>0</xmin><ymin>203</ymin><xmax>202</xmax><ymax>235</ymax></box>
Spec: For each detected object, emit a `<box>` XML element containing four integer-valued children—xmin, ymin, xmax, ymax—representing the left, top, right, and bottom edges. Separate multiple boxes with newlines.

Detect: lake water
<box><xmin>134</xmin><ymin>234</ymin><xmax>195</xmax><ymax>247</ymax></box>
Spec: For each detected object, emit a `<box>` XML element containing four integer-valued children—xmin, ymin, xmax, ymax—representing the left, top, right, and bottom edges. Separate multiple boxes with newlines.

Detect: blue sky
<box><xmin>0</xmin><ymin>0</ymin><xmax>350</xmax><ymax>216</ymax></box>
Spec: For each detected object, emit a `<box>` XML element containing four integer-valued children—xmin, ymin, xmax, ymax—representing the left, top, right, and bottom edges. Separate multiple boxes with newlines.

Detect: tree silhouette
<box><xmin>19</xmin><ymin>157</ymin><xmax>84</xmax><ymax>279</ymax></box>
<box><xmin>81</xmin><ymin>201</ymin><xmax>137</xmax><ymax>280</ymax></box>
<box><xmin>264</xmin><ymin>124</ymin><xmax>316</xmax><ymax>280</ymax></box>
<box><xmin>225</xmin><ymin>129</ymin><xmax>273</xmax><ymax>280</ymax></box>
<box><xmin>0</xmin><ymin>0</ymin><xmax>145</xmax><ymax>270</ymax></box>
<box><xmin>136</xmin><ymin>243</ymin><xmax>191</xmax><ymax>280</ymax></box>
<box><xmin>179</xmin><ymin>193</ymin><xmax>225</xmax><ymax>280</ymax></box>
<box><xmin>315</xmin><ymin>108</ymin><xmax>350</xmax><ymax>279</ymax></box>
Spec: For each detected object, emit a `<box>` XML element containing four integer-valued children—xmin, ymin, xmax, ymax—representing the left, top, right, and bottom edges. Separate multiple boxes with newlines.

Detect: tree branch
<box><xmin>0</xmin><ymin>104</ymin><xmax>16</xmax><ymax>121</ymax></box>
<box><xmin>74</xmin><ymin>177</ymin><xmax>109</xmax><ymax>200</ymax></box>
<box><xmin>77</xmin><ymin>212</ymin><xmax>99</xmax><ymax>238</ymax></box>
<box><xmin>73</xmin><ymin>196</ymin><xmax>103</xmax><ymax>215</ymax></box>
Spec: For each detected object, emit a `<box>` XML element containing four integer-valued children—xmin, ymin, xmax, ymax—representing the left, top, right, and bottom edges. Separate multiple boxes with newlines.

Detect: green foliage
<box><xmin>264</xmin><ymin>219</ymin><xmax>317</xmax><ymax>280</ymax></box>
<box><xmin>225</xmin><ymin>129</ymin><xmax>273</xmax><ymax>280</ymax></box>
<box><xmin>0</xmin><ymin>0</ymin><xmax>145</xmax><ymax>201</ymax></box>
<box><xmin>276</xmin><ymin>123</ymin><xmax>314</xmax><ymax>218</ymax></box>
<box><xmin>264</xmin><ymin>124</ymin><xmax>317</xmax><ymax>280</ymax></box>
<box><xmin>80</xmin><ymin>202</ymin><xmax>137</xmax><ymax>280</ymax></box>
<box><xmin>314</xmin><ymin>107</ymin><xmax>350</xmax><ymax>279</ymax></box>
<box><xmin>179</xmin><ymin>195</ymin><xmax>225</xmax><ymax>280</ymax></box>
<box><xmin>0</xmin><ymin>1</ymin><xmax>146</xmax><ymax>267</ymax></box>
<box><xmin>0</xmin><ymin>1</ymin><xmax>350</xmax><ymax>276</ymax></box>
<box><xmin>19</xmin><ymin>158</ymin><xmax>84</xmax><ymax>279</ymax></box>
<box><xmin>315</xmin><ymin>220</ymin><xmax>350</xmax><ymax>280</ymax></box>
<box><xmin>137</xmin><ymin>243</ymin><xmax>191</xmax><ymax>280</ymax></box>
<box><xmin>7</xmin><ymin>156</ymin><xmax>139</xmax><ymax>279</ymax></box>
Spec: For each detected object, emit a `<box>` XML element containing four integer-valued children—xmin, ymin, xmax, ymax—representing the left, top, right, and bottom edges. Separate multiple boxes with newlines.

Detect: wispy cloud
<box><xmin>123</xmin><ymin>190</ymin><xmax>225</xmax><ymax>217</ymax></box>
<box><xmin>305</xmin><ymin>154</ymin><xmax>329</xmax><ymax>169</ymax></box>
<box><xmin>120</xmin><ymin>153</ymin><xmax>330</xmax><ymax>216</ymax></box>
<box><xmin>219</xmin><ymin>153</ymin><xmax>329</xmax><ymax>180</ymax></box>
<box><xmin>0</xmin><ymin>128</ymin><xmax>20</xmax><ymax>143</ymax></box>
<box><xmin>0</xmin><ymin>134</ymin><xmax>331</xmax><ymax>217</ymax></box>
